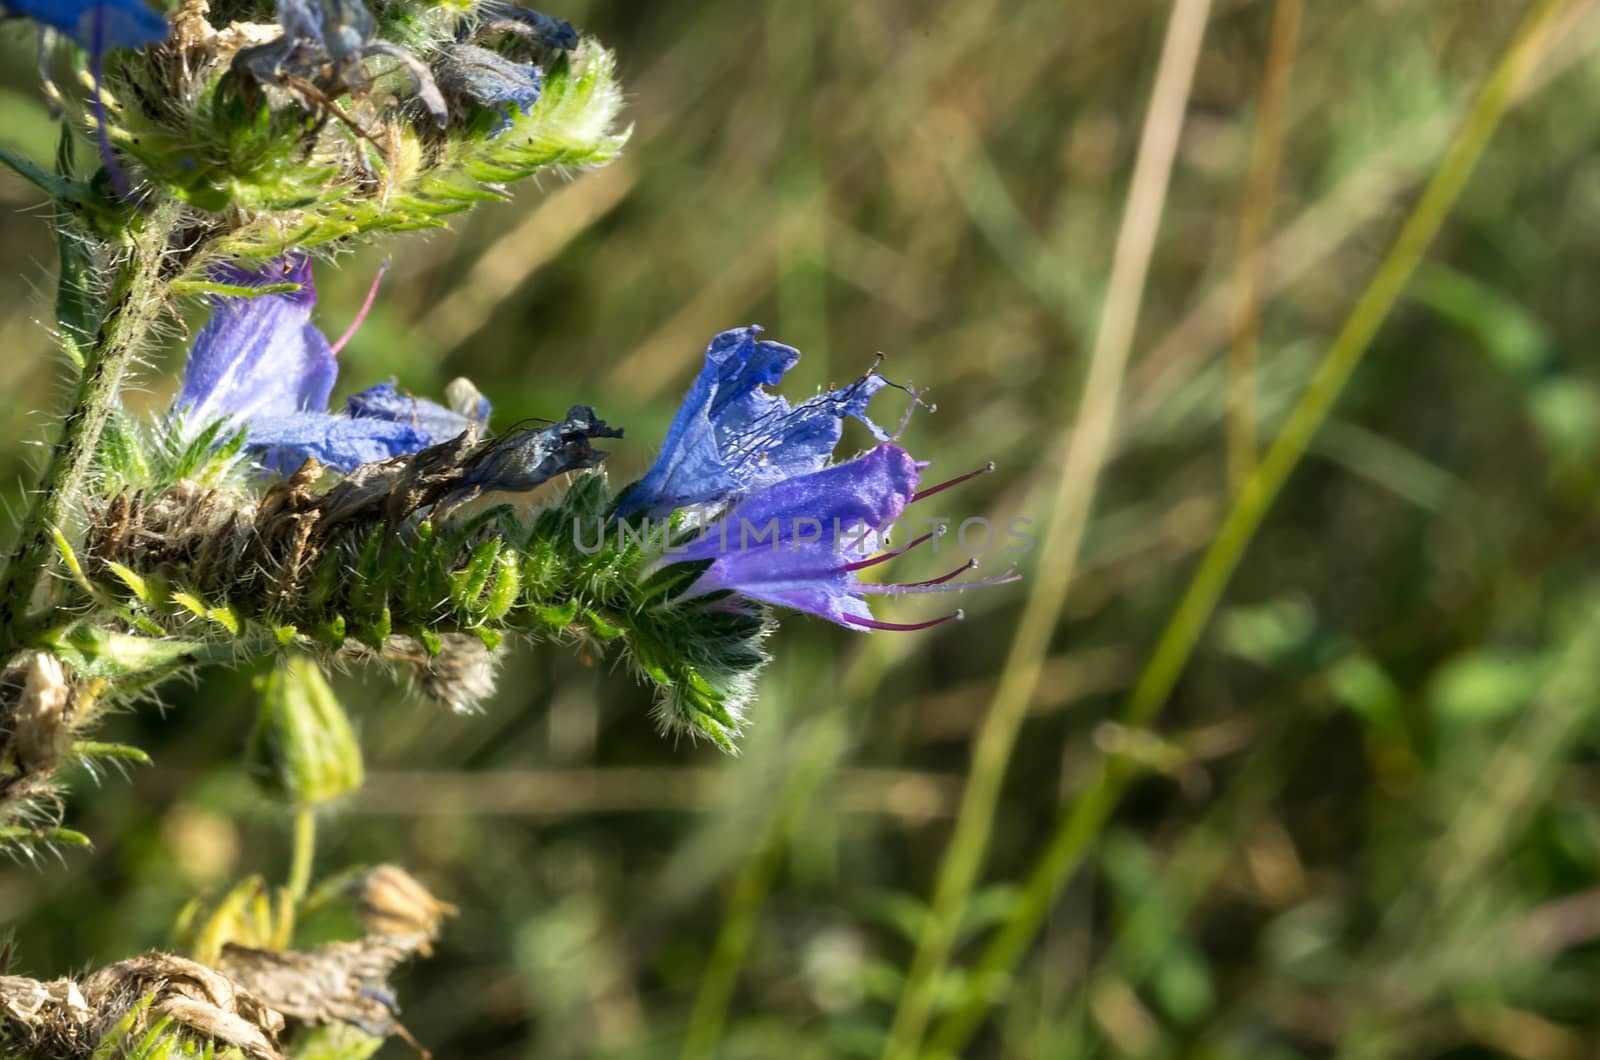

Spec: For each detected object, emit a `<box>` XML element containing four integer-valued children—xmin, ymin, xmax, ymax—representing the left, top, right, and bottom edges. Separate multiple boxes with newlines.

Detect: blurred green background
<box><xmin>9</xmin><ymin>0</ymin><xmax>1600</xmax><ymax>1056</ymax></box>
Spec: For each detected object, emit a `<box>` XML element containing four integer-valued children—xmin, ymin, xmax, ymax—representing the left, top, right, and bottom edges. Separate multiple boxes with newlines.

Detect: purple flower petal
<box><xmin>616</xmin><ymin>326</ymin><xmax>890</xmax><ymax>518</ymax></box>
<box><xmin>243</xmin><ymin>412</ymin><xmax>430</xmax><ymax>474</ymax></box>
<box><xmin>347</xmin><ymin>382</ymin><xmax>489</xmax><ymax>445</ymax></box>
<box><xmin>3</xmin><ymin>0</ymin><xmax>167</xmax><ymax>49</ymax></box>
<box><xmin>675</xmin><ymin>445</ymin><xmax>922</xmax><ymax>626</ymax></box>
<box><xmin>177</xmin><ymin>255</ymin><xmax>336</xmax><ymax>432</ymax></box>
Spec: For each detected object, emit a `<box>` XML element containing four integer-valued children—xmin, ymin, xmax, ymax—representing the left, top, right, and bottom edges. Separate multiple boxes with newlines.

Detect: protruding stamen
<box><xmin>842</xmin><ymin>526</ymin><xmax>945</xmax><ymax>571</ymax></box>
<box><xmin>330</xmin><ymin>260</ymin><xmax>390</xmax><ymax>355</ymax></box>
<box><xmin>893</xmin><ymin>558</ymin><xmax>975</xmax><ymax>588</ymax></box>
<box><xmin>843</xmin><ymin>609</ymin><xmax>963</xmax><ymax>632</ymax></box>
<box><xmin>891</xmin><ymin>379</ymin><xmax>933</xmax><ymax>440</ymax></box>
<box><xmin>912</xmin><ymin>461</ymin><xmax>996</xmax><ymax>502</ymax></box>
<box><xmin>861</xmin><ymin>562</ymin><xmax>1021</xmax><ymax>596</ymax></box>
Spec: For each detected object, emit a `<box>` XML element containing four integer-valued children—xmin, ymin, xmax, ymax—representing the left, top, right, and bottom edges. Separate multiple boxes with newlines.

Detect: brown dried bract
<box><xmin>218</xmin><ymin>933</ymin><xmax>430</xmax><ymax>1038</ymax></box>
<box><xmin>0</xmin><ymin>952</ymin><xmax>285</xmax><ymax>1060</ymax></box>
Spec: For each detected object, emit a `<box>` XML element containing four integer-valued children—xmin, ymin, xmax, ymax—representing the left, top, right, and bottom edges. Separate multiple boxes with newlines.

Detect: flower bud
<box><xmin>12</xmin><ymin>653</ymin><xmax>73</xmax><ymax>776</ymax></box>
<box><xmin>246</xmin><ymin>655</ymin><xmax>364</xmax><ymax>807</ymax></box>
<box><xmin>355</xmin><ymin>864</ymin><xmax>458</xmax><ymax>954</ymax></box>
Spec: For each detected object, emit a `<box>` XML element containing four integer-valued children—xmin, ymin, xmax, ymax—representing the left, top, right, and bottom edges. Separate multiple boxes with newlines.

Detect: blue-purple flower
<box><xmin>616</xmin><ymin>326</ymin><xmax>891</xmax><ymax>518</ymax></box>
<box><xmin>434</xmin><ymin>43</ymin><xmax>543</xmax><ymax>137</ymax></box>
<box><xmin>666</xmin><ymin>444</ymin><xmax>1014</xmax><ymax>630</ymax></box>
<box><xmin>3</xmin><ymin>0</ymin><xmax>167</xmax><ymax>51</ymax></box>
<box><xmin>176</xmin><ymin>256</ymin><xmax>484</xmax><ymax>474</ymax></box>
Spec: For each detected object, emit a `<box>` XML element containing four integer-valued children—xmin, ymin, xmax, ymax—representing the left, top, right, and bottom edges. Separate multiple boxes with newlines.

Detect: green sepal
<box><xmin>583</xmin><ymin>609</ymin><xmax>625</xmax><ymax>640</ymax></box>
<box><xmin>72</xmin><ymin>740</ymin><xmax>153</xmax><ymax>766</ymax></box>
<box><xmin>170</xmin><ymin>279</ymin><xmax>304</xmax><ymax>299</ymax></box>
<box><xmin>38</xmin><ymin>626</ymin><xmax>222</xmax><ymax>678</ymax></box>
<box><xmin>312</xmin><ymin>615</ymin><xmax>347</xmax><ymax>649</ymax></box>
<box><xmin>0</xmin><ymin>824</ymin><xmax>92</xmax><ymax>847</ymax></box>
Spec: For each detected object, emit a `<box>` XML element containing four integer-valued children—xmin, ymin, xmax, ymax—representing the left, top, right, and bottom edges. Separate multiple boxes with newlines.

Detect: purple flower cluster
<box><xmin>175</xmin><ymin>257</ymin><xmax>1015</xmax><ymax>633</ymax></box>
<box><xmin>628</xmin><ymin>328</ymin><xmax>1016</xmax><ymax>631</ymax></box>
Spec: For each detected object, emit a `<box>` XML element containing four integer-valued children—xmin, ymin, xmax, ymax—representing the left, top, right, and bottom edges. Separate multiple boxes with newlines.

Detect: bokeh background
<box><xmin>8</xmin><ymin>0</ymin><xmax>1600</xmax><ymax>1056</ymax></box>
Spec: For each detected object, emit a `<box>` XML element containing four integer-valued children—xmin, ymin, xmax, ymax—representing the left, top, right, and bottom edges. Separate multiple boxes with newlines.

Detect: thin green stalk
<box><xmin>287</xmin><ymin>808</ymin><xmax>317</xmax><ymax>906</ymax></box>
<box><xmin>0</xmin><ymin>203</ymin><xmax>177</xmax><ymax>655</ymax></box>
<box><xmin>878</xmin><ymin>2</ymin><xmax>1215</xmax><ymax>1056</ymax></box>
<box><xmin>273</xmin><ymin>808</ymin><xmax>318</xmax><ymax>950</ymax></box>
<box><xmin>925</xmin><ymin>2</ymin><xmax>1567</xmax><ymax>1054</ymax></box>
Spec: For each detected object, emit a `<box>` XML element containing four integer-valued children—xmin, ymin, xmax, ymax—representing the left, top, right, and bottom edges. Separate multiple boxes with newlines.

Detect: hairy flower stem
<box><xmin>274</xmin><ymin>807</ymin><xmax>318</xmax><ymax>947</ymax></box>
<box><xmin>287</xmin><ymin>808</ymin><xmax>316</xmax><ymax>906</ymax></box>
<box><xmin>0</xmin><ymin>204</ymin><xmax>179</xmax><ymax>657</ymax></box>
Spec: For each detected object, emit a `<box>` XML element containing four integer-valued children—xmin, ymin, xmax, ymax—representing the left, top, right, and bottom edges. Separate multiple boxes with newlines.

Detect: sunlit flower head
<box><xmin>615</xmin><ymin>326</ymin><xmax>891</xmax><ymax>519</ymax></box>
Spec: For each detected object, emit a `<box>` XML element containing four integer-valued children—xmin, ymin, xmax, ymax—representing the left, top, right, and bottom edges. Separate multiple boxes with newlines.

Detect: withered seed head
<box><xmin>355</xmin><ymin>865</ymin><xmax>459</xmax><ymax>954</ymax></box>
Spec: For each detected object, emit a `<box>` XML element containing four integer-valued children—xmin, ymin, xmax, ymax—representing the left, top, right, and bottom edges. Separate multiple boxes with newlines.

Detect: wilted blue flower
<box><xmin>666</xmin><ymin>444</ymin><xmax>1015</xmax><ymax>630</ymax></box>
<box><xmin>177</xmin><ymin>256</ymin><xmax>483</xmax><ymax>473</ymax></box>
<box><xmin>454</xmin><ymin>405</ymin><xmax>621</xmax><ymax>499</ymax></box>
<box><xmin>234</xmin><ymin>0</ymin><xmax>447</xmax><ymax>125</ymax></box>
<box><xmin>616</xmin><ymin>326</ymin><xmax>890</xmax><ymax>518</ymax></box>
<box><xmin>431</xmin><ymin>3</ymin><xmax>576</xmax><ymax>136</ymax></box>
<box><xmin>2</xmin><ymin>0</ymin><xmax>166</xmax><ymax>51</ymax></box>
<box><xmin>479</xmin><ymin>0</ymin><xmax>577</xmax><ymax>50</ymax></box>
<box><xmin>435</xmin><ymin>44</ymin><xmax>542</xmax><ymax>136</ymax></box>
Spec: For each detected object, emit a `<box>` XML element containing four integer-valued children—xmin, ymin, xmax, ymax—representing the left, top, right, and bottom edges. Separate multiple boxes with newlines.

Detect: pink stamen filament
<box><xmin>911</xmin><ymin>461</ymin><xmax>996</xmax><ymax>503</ymax></box>
<box><xmin>843</xmin><ymin>610</ymin><xmax>963</xmax><ymax>632</ymax></box>
<box><xmin>842</xmin><ymin>528</ymin><xmax>942</xmax><ymax>572</ymax></box>
<box><xmin>329</xmin><ymin>260</ymin><xmax>389</xmax><ymax>355</ymax></box>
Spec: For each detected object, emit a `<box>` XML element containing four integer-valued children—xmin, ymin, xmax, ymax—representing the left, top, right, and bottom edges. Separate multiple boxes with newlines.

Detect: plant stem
<box><xmin>272</xmin><ymin>807</ymin><xmax>318</xmax><ymax>949</ymax></box>
<box><xmin>923</xmin><ymin>2</ymin><xmax>1567</xmax><ymax>1054</ymax></box>
<box><xmin>876</xmin><ymin>2</ymin><xmax>1214</xmax><ymax>1057</ymax></box>
<box><xmin>287</xmin><ymin>807</ymin><xmax>317</xmax><ymax>907</ymax></box>
<box><xmin>0</xmin><ymin>202</ymin><xmax>176</xmax><ymax>657</ymax></box>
